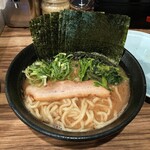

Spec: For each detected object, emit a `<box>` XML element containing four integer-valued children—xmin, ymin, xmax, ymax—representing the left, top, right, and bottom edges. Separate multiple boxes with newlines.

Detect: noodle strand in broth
<box><xmin>23</xmin><ymin>53</ymin><xmax>130</xmax><ymax>132</ymax></box>
<box><xmin>24</xmin><ymin>80</ymin><xmax>130</xmax><ymax>132</ymax></box>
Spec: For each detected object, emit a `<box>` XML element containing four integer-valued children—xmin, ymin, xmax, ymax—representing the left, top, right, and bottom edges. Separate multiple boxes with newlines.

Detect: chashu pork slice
<box><xmin>25</xmin><ymin>80</ymin><xmax>110</xmax><ymax>101</ymax></box>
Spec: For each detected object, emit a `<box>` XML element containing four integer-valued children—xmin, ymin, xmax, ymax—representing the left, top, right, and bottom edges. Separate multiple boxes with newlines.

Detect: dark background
<box><xmin>94</xmin><ymin>0</ymin><xmax>150</xmax><ymax>28</ymax></box>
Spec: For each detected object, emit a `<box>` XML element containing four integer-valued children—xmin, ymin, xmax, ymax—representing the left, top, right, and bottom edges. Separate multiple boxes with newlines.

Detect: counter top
<box><xmin>0</xmin><ymin>27</ymin><xmax>150</xmax><ymax>150</ymax></box>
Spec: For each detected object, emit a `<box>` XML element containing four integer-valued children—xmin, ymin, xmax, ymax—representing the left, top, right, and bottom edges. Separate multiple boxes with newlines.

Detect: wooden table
<box><xmin>0</xmin><ymin>27</ymin><xmax>150</xmax><ymax>150</ymax></box>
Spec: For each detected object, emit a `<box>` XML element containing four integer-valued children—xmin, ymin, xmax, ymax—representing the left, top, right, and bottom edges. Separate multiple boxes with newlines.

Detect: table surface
<box><xmin>0</xmin><ymin>27</ymin><xmax>150</xmax><ymax>150</ymax></box>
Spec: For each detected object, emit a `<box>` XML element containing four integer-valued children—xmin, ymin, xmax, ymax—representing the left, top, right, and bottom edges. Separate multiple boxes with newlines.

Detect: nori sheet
<box><xmin>29</xmin><ymin>14</ymin><xmax>52</xmax><ymax>59</ymax></box>
<box><xmin>50</xmin><ymin>12</ymin><xmax>59</xmax><ymax>56</ymax></box>
<box><xmin>65</xmin><ymin>10</ymin><xmax>82</xmax><ymax>52</ymax></box>
<box><xmin>29</xmin><ymin>10</ymin><xmax>130</xmax><ymax>64</ymax></box>
<box><xmin>59</xmin><ymin>10</ymin><xmax>70</xmax><ymax>53</ymax></box>
<box><xmin>65</xmin><ymin>11</ymin><xmax>130</xmax><ymax>63</ymax></box>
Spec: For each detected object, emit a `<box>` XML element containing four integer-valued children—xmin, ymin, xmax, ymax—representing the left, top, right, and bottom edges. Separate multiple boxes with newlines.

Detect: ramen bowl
<box><xmin>5</xmin><ymin>44</ymin><xmax>146</xmax><ymax>142</ymax></box>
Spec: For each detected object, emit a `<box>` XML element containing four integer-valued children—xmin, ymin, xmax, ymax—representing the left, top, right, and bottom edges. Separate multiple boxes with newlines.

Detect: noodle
<box><xmin>24</xmin><ymin>85</ymin><xmax>127</xmax><ymax>132</ymax></box>
<box><xmin>23</xmin><ymin>52</ymin><xmax>130</xmax><ymax>132</ymax></box>
<box><xmin>114</xmin><ymin>86</ymin><xmax>122</xmax><ymax>102</ymax></box>
<box><xmin>24</xmin><ymin>76</ymin><xmax>130</xmax><ymax>132</ymax></box>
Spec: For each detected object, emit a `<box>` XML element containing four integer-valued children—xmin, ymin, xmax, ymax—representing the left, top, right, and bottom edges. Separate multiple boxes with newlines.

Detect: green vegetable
<box><xmin>50</xmin><ymin>53</ymin><xmax>73</xmax><ymax>80</ymax></box>
<box><xmin>93</xmin><ymin>64</ymin><xmax>123</xmax><ymax>85</ymax></box>
<box><xmin>94</xmin><ymin>77</ymin><xmax>108</xmax><ymax>89</ymax></box>
<box><xmin>23</xmin><ymin>52</ymin><xmax>123</xmax><ymax>89</ymax></box>
<box><xmin>23</xmin><ymin>60</ymin><xmax>50</xmax><ymax>86</ymax></box>
<box><xmin>23</xmin><ymin>53</ymin><xmax>73</xmax><ymax>86</ymax></box>
<box><xmin>78</xmin><ymin>58</ymin><xmax>94</xmax><ymax>81</ymax></box>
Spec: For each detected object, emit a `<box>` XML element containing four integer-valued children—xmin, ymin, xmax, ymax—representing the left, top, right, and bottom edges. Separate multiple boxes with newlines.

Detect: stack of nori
<box><xmin>30</xmin><ymin>12</ymin><xmax>59</xmax><ymax>58</ymax></box>
<box><xmin>29</xmin><ymin>10</ymin><xmax>130</xmax><ymax>64</ymax></box>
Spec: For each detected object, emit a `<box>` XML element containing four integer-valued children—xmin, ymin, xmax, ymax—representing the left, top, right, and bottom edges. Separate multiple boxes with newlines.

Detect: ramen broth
<box><xmin>23</xmin><ymin>64</ymin><xmax>130</xmax><ymax>132</ymax></box>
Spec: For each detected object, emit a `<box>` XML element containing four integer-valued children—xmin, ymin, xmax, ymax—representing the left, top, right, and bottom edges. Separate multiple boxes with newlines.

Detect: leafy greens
<box><xmin>23</xmin><ymin>52</ymin><xmax>123</xmax><ymax>89</ymax></box>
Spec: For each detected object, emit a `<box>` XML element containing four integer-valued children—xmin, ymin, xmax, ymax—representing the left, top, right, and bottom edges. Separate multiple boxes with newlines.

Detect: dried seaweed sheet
<box><xmin>29</xmin><ymin>14</ymin><xmax>52</xmax><ymax>59</ymax></box>
<box><xmin>64</xmin><ymin>11</ymin><xmax>130</xmax><ymax>63</ymax></box>
<box><xmin>59</xmin><ymin>10</ymin><xmax>70</xmax><ymax>53</ymax></box>
<box><xmin>64</xmin><ymin>10</ymin><xmax>82</xmax><ymax>52</ymax></box>
<box><xmin>50</xmin><ymin>12</ymin><xmax>59</xmax><ymax>55</ymax></box>
<box><xmin>29</xmin><ymin>10</ymin><xmax>130</xmax><ymax>64</ymax></box>
<box><xmin>30</xmin><ymin>13</ymin><xmax>59</xmax><ymax>59</ymax></box>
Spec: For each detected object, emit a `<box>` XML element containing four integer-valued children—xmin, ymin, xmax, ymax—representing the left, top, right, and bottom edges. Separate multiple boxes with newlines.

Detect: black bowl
<box><xmin>5</xmin><ymin>44</ymin><xmax>146</xmax><ymax>142</ymax></box>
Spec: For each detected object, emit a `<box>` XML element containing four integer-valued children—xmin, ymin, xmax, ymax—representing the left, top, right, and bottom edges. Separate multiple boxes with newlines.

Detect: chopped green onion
<box><xmin>23</xmin><ymin>52</ymin><xmax>123</xmax><ymax>88</ymax></box>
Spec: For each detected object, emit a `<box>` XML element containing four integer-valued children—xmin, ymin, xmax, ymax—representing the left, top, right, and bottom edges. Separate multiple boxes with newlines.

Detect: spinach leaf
<box><xmin>23</xmin><ymin>52</ymin><xmax>123</xmax><ymax>88</ymax></box>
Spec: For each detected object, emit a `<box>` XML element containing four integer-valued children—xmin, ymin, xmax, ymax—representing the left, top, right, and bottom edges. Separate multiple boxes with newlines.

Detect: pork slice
<box><xmin>25</xmin><ymin>80</ymin><xmax>110</xmax><ymax>101</ymax></box>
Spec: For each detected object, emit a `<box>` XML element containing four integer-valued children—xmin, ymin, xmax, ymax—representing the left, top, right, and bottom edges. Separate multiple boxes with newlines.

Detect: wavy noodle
<box><xmin>24</xmin><ymin>82</ymin><xmax>129</xmax><ymax>132</ymax></box>
<box><xmin>114</xmin><ymin>86</ymin><xmax>122</xmax><ymax>102</ymax></box>
<box><xmin>24</xmin><ymin>94</ymin><xmax>118</xmax><ymax>132</ymax></box>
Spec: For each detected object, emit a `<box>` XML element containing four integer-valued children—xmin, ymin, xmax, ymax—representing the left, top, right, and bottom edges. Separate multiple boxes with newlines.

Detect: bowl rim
<box><xmin>5</xmin><ymin>44</ymin><xmax>146</xmax><ymax>141</ymax></box>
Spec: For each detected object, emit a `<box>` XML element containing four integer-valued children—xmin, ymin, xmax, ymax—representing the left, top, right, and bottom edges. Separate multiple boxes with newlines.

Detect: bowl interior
<box><xmin>5</xmin><ymin>44</ymin><xmax>146</xmax><ymax>141</ymax></box>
